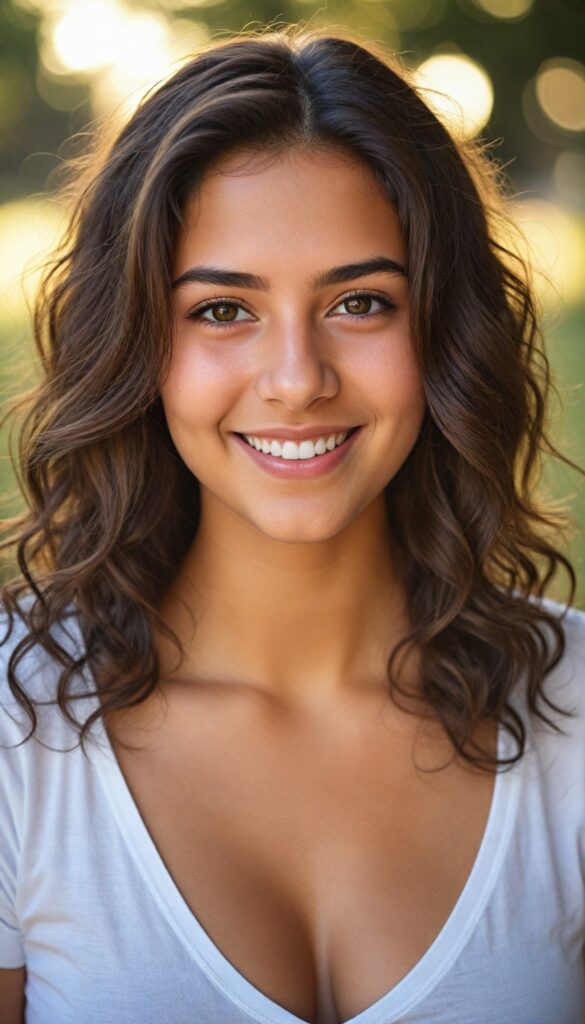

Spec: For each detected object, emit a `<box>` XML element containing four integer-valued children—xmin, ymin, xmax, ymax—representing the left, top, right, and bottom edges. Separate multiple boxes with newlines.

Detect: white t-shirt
<box><xmin>1</xmin><ymin>595</ymin><xmax>584</xmax><ymax>1024</ymax></box>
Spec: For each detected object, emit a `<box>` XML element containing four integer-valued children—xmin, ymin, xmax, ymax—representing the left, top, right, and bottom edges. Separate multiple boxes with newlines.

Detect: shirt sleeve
<box><xmin>540</xmin><ymin>599</ymin><xmax>585</xmax><ymax>883</ymax></box>
<box><xmin>0</xmin><ymin>627</ymin><xmax>27</xmax><ymax>968</ymax></box>
<box><xmin>0</xmin><ymin>749</ymin><xmax>26</xmax><ymax>966</ymax></box>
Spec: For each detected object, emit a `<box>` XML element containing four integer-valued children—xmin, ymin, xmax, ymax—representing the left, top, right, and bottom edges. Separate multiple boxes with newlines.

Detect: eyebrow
<box><xmin>171</xmin><ymin>255</ymin><xmax>407</xmax><ymax>291</ymax></box>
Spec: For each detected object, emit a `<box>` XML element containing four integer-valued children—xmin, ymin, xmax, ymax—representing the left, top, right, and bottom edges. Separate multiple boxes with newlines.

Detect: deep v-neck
<box><xmin>81</xmin><ymin>678</ymin><xmax>522</xmax><ymax>1024</ymax></box>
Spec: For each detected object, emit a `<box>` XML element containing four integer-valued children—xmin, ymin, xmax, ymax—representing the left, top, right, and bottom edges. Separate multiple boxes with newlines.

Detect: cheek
<box><xmin>361</xmin><ymin>331</ymin><xmax>426</xmax><ymax>426</ymax></box>
<box><xmin>160</xmin><ymin>343</ymin><xmax>241</xmax><ymax>449</ymax></box>
<box><xmin>157</xmin><ymin>346</ymin><xmax>244</xmax><ymax>477</ymax></box>
<box><xmin>360</xmin><ymin>337</ymin><xmax>426</xmax><ymax>487</ymax></box>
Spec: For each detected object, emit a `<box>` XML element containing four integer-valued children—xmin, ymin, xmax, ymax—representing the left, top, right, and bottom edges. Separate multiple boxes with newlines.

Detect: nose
<box><xmin>254</xmin><ymin>318</ymin><xmax>340</xmax><ymax>410</ymax></box>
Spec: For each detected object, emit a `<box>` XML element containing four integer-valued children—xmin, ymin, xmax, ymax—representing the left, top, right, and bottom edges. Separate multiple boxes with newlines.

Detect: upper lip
<box><xmin>234</xmin><ymin>425</ymin><xmax>359</xmax><ymax>441</ymax></box>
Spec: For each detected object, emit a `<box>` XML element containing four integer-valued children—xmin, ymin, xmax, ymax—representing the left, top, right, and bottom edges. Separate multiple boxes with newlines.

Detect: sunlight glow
<box><xmin>472</xmin><ymin>0</ymin><xmax>533</xmax><ymax>18</ymax></box>
<box><xmin>506</xmin><ymin>198</ymin><xmax>585</xmax><ymax>308</ymax></box>
<box><xmin>89</xmin><ymin>17</ymin><xmax>209</xmax><ymax>117</ymax></box>
<box><xmin>158</xmin><ymin>0</ymin><xmax>229</xmax><ymax>6</ymax></box>
<box><xmin>0</xmin><ymin>200</ymin><xmax>65</xmax><ymax>323</ymax></box>
<box><xmin>50</xmin><ymin>0</ymin><xmax>128</xmax><ymax>73</ymax></box>
<box><xmin>37</xmin><ymin>0</ymin><xmax>209</xmax><ymax>118</ymax></box>
<box><xmin>414</xmin><ymin>53</ymin><xmax>494</xmax><ymax>139</ymax></box>
<box><xmin>536</xmin><ymin>59</ymin><xmax>585</xmax><ymax>133</ymax></box>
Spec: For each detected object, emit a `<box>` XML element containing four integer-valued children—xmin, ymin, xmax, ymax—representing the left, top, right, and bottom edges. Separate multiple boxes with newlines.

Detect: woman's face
<box><xmin>163</xmin><ymin>145</ymin><xmax>426</xmax><ymax>543</ymax></box>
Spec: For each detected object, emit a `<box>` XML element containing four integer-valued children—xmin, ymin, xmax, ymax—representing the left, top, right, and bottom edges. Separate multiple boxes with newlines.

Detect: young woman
<box><xmin>0</xmin><ymin>23</ymin><xmax>583</xmax><ymax>1024</ymax></box>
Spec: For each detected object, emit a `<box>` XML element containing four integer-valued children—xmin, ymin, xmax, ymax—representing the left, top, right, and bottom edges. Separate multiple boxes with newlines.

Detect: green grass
<box><xmin>540</xmin><ymin>304</ymin><xmax>585</xmax><ymax>608</ymax></box>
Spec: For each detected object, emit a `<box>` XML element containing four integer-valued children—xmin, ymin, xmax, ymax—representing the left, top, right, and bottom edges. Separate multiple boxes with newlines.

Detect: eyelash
<box><xmin>185</xmin><ymin>289</ymin><xmax>397</xmax><ymax>331</ymax></box>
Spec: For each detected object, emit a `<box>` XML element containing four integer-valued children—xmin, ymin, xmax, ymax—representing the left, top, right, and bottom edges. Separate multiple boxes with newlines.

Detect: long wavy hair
<box><xmin>1</xmin><ymin>23</ymin><xmax>583</xmax><ymax>771</ymax></box>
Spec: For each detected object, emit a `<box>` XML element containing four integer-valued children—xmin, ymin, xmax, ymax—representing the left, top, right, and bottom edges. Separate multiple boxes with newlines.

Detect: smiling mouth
<box><xmin>236</xmin><ymin>426</ymin><xmax>360</xmax><ymax>460</ymax></box>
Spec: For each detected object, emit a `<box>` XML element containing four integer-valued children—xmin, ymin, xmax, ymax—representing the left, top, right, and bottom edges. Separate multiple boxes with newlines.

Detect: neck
<box><xmin>157</xmin><ymin>490</ymin><xmax>416</xmax><ymax>713</ymax></box>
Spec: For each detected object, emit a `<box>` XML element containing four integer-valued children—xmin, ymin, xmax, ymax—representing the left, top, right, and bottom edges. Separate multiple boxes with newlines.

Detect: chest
<box><xmin>106</xmin><ymin>687</ymin><xmax>497</xmax><ymax>1024</ymax></box>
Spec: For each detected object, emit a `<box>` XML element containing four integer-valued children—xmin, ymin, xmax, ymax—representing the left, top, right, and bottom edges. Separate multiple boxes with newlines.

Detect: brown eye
<box><xmin>211</xmin><ymin>304</ymin><xmax>238</xmax><ymax>322</ymax></box>
<box><xmin>329</xmin><ymin>291</ymin><xmax>396</xmax><ymax>321</ymax></box>
<box><xmin>344</xmin><ymin>296</ymin><xmax>373</xmax><ymax>315</ymax></box>
<box><xmin>186</xmin><ymin>299</ymin><xmax>255</xmax><ymax>329</ymax></box>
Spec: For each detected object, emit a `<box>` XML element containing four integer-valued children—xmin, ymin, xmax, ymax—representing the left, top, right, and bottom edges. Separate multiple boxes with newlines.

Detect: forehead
<box><xmin>175</xmin><ymin>146</ymin><xmax>406</xmax><ymax>273</ymax></box>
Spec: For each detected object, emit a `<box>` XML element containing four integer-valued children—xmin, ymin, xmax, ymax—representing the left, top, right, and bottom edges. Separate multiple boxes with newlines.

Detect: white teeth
<box><xmin>281</xmin><ymin>440</ymin><xmax>300</xmax><ymax>460</ymax></box>
<box><xmin>243</xmin><ymin>430</ymin><xmax>353</xmax><ymax>460</ymax></box>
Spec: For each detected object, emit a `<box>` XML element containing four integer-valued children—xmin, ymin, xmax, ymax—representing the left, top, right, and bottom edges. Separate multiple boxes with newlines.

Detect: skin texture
<box><xmin>104</xmin><ymin>146</ymin><xmax>498</xmax><ymax>1024</ymax></box>
<box><xmin>0</xmin><ymin>966</ymin><xmax>26</xmax><ymax>1024</ymax></box>
<box><xmin>158</xmin><ymin>145</ymin><xmax>427</xmax><ymax>713</ymax></box>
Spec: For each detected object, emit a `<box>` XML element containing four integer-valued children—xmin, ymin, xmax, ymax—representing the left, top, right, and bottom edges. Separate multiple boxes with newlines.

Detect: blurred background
<box><xmin>0</xmin><ymin>0</ymin><xmax>584</xmax><ymax>604</ymax></box>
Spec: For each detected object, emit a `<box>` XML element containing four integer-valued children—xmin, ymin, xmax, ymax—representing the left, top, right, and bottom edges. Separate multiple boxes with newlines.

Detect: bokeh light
<box><xmin>506</xmin><ymin>198</ymin><xmax>585</xmax><ymax>308</ymax></box>
<box><xmin>35</xmin><ymin>0</ymin><xmax>211</xmax><ymax>118</ymax></box>
<box><xmin>414</xmin><ymin>52</ymin><xmax>494</xmax><ymax>139</ymax></box>
<box><xmin>471</xmin><ymin>0</ymin><xmax>533</xmax><ymax>19</ymax></box>
<box><xmin>536</xmin><ymin>58</ymin><xmax>585</xmax><ymax>133</ymax></box>
<box><xmin>161</xmin><ymin>0</ymin><xmax>229</xmax><ymax>6</ymax></box>
<box><xmin>50</xmin><ymin>0</ymin><xmax>128</xmax><ymax>74</ymax></box>
<box><xmin>87</xmin><ymin>9</ymin><xmax>173</xmax><ymax>108</ymax></box>
<box><xmin>0</xmin><ymin>199</ymin><xmax>65</xmax><ymax>322</ymax></box>
<box><xmin>90</xmin><ymin>17</ymin><xmax>209</xmax><ymax>117</ymax></box>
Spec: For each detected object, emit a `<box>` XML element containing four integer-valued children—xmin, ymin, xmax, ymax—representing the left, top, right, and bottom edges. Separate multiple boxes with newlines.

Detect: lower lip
<box><xmin>231</xmin><ymin>428</ymin><xmax>362</xmax><ymax>479</ymax></box>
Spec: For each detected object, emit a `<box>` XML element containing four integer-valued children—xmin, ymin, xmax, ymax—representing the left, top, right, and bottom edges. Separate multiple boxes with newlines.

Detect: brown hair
<box><xmin>1</xmin><ymin>23</ymin><xmax>583</xmax><ymax>771</ymax></box>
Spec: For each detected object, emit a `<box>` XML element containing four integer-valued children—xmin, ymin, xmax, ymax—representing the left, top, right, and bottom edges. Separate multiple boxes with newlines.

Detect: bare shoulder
<box><xmin>0</xmin><ymin>965</ymin><xmax>26</xmax><ymax>1024</ymax></box>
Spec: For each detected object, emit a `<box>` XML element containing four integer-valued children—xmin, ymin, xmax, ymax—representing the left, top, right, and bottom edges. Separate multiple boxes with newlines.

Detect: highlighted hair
<box><xmin>1</xmin><ymin>23</ymin><xmax>582</xmax><ymax>771</ymax></box>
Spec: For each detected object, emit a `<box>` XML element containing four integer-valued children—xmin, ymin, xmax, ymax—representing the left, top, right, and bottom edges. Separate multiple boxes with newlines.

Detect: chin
<box><xmin>249</xmin><ymin>511</ymin><xmax>351</xmax><ymax>545</ymax></box>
